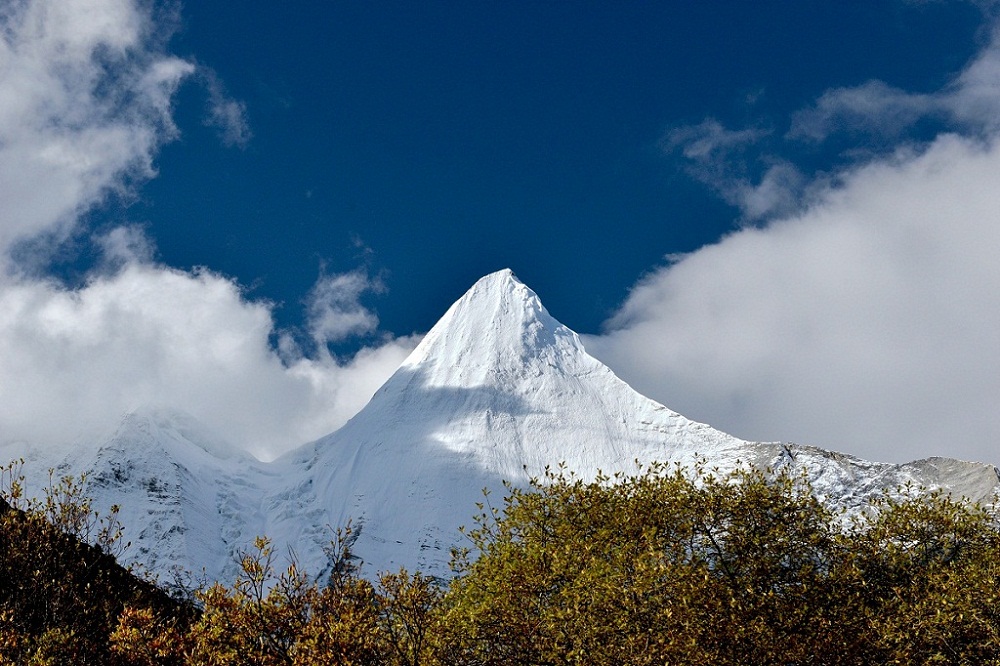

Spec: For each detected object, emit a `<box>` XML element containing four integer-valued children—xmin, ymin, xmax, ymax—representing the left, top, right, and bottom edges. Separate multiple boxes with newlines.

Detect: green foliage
<box><xmin>377</xmin><ymin>570</ymin><xmax>441</xmax><ymax>666</ymax></box>
<box><xmin>853</xmin><ymin>490</ymin><xmax>1000</xmax><ymax>664</ymax></box>
<box><xmin>112</xmin><ymin>526</ymin><xmax>442</xmax><ymax>666</ymax></box>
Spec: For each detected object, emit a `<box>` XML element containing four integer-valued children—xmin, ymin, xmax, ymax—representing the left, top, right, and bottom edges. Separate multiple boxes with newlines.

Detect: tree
<box><xmin>8</xmin><ymin>455</ymin><xmax>1000</xmax><ymax>665</ymax></box>
<box><xmin>435</xmin><ymin>463</ymin><xmax>1000</xmax><ymax>665</ymax></box>
<box><xmin>0</xmin><ymin>460</ymin><xmax>188</xmax><ymax>665</ymax></box>
<box><xmin>852</xmin><ymin>489</ymin><xmax>1000</xmax><ymax>664</ymax></box>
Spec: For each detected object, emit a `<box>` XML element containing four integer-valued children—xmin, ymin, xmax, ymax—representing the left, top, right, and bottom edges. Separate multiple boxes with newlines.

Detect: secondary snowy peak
<box><xmin>107</xmin><ymin>407</ymin><xmax>249</xmax><ymax>462</ymax></box>
<box><xmin>399</xmin><ymin>268</ymin><xmax>589</xmax><ymax>386</ymax></box>
<box><xmin>4</xmin><ymin>408</ymin><xmax>275</xmax><ymax>585</ymax></box>
<box><xmin>78</xmin><ymin>409</ymin><xmax>270</xmax><ymax>582</ymax></box>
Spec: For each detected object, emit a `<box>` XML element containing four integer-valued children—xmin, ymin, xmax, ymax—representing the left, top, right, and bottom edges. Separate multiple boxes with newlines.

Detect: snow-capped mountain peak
<box><xmin>109</xmin><ymin>407</ymin><xmax>248</xmax><ymax>462</ymax></box>
<box><xmin>4</xmin><ymin>271</ymin><xmax>998</xmax><ymax>582</ymax></box>
<box><xmin>398</xmin><ymin>268</ymin><xmax>586</xmax><ymax>387</ymax></box>
<box><xmin>298</xmin><ymin>270</ymin><xmax>776</xmax><ymax>574</ymax></box>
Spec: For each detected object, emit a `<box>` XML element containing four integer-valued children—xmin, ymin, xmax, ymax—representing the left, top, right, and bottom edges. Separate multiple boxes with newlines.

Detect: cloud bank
<box><xmin>0</xmin><ymin>0</ymin><xmax>416</xmax><ymax>459</ymax></box>
<box><xmin>0</xmin><ymin>261</ymin><xmax>417</xmax><ymax>459</ymax></box>
<box><xmin>587</xmin><ymin>21</ymin><xmax>1000</xmax><ymax>464</ymax></box>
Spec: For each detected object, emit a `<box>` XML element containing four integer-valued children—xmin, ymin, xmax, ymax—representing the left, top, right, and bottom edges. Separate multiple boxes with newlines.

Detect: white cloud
<box><xmin>307</xmin><ymin>270</ymin><xmax>384</xmax><ymax>349</ymax></box>
<box><xmin>0</xmin><ymin>0</ymin><xmax>193</xmax><ymax>260</ymax></box>
<box><xmin>591</xmin><ymin>12</ymin><xmax>1000</xmax><ymax>466</ymax></box>
<box><xmin>0</xmin><ymin>259</ymin><xmax>418</xmax><ymax>460</ymax></box>
<box><xmin>730</xmin><ymin>162</ymin><xmax>807</xmax><ymax>223</ymax></box>
<box><xmin>948</xmin><ymin>26</ymin><xmax>1000</xmax><ymax>129</ymax></box>
<box><xmin>95</xmin><ymin>224</ymin><xmax>156</xmax><ymax>267</ymax></box>
<box><xmin>589</xmin><ymin>135</ymin><xmax>1000</xmax><ymax>465</ymax></box>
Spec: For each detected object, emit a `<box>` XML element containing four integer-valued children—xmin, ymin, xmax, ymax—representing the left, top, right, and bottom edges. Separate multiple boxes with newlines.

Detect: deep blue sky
<box><xmin>128</xmin><ymin>1</ymin><xmax>981</xmax><ymax>340</ymax></box>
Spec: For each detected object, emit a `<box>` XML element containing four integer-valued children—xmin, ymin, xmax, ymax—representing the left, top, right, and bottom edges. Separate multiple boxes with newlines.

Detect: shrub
<box><xmin>0</xmin><ymin>460</ymin><xmax>188</xmax><ymax>665</ymax></box>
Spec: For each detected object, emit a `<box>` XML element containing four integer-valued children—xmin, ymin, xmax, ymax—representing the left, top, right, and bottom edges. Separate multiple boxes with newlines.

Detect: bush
<box><xmin>113</xmin><ymin>529</ymin><xmax>441</xmax><ymax>666</ymax></box>
<box><xmin>0</xmin><ymin>460</ymin><xmax>188</xmax><ymax>665</ymax></box>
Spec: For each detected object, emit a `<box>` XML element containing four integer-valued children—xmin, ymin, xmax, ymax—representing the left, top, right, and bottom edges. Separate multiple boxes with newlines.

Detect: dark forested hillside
<box><xmin>0</xmin><ymin>463</ymin><xmax>192</xmax><ymax>665</ymax></box>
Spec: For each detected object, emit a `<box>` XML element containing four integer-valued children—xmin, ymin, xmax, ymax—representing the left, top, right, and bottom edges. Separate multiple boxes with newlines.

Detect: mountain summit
<box><xmin>4</xmin><ymin>270</ymin><xmax>999</xmax><ymax>581</ymax></box>
<box><xmin>288</xmin><ymin>269</ymin><xmax>768</xmax><ymax>574</ymax></box>
<box><xmin>398</xmin><ymin>268</ymin><xmax>590</xmax><ymax>386</ymax></box>
<box><xmin>292</xmin><ymin>270</ymin><xmax>999</xmax><ymax>575</ymax></box>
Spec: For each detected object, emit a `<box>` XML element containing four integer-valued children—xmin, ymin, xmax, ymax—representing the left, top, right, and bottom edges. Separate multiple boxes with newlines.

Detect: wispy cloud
<box><xmin>663</xmin><ymin>119</ymin><xmax>806</xmax><ymax>223</ymax></box>
<box><xmin>201</xmin><ymin>67</ymin><xmax>252</xmax><ymax>148</ymax></box>
<box><xmin>788</xmin><ymin>80</ymin><xmax>936</xmax><ymax>142</ymax></box>
<box><xmin>790</xmin><ymin>26</ymin><xmax>1000</xmax><ymax>142</ymax></box>
<box><xmin>663</xmin><ymin>119</ymin><xmax>768</xmax><ymax>161</ymax></box>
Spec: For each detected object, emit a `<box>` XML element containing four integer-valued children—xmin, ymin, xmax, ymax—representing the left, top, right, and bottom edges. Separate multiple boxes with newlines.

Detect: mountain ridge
<box><xmin>2</xmin><ymin>269</ymin><xmax>997</xmax><ymax>582</ymax></box>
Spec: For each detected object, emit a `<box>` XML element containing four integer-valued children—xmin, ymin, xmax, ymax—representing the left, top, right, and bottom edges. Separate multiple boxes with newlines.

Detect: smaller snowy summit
<box><xmin>4</xmin><ymin>269</ymin><xmax>999</xmax><ymax>582</ymax></box>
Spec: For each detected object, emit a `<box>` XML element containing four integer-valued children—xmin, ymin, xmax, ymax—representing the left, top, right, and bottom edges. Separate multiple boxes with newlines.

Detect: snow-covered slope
<box><xmin>0</xmin><ymin>408</ymin><xmax>280</xmax><ymax>585</ymax></box>
<box><xmin>80</xmin><ymin>409</ymin><xmax>278</xmax><ymax>584</ymax></box>
<box><xmin>3</xmin><ymin>269</ymin><xmax>998</xmax><ymax>582</ymax></box>
<box><xmin>284</xmin><ymin>269</ymin><xmax>1000</xmax><ymax>576</ymax></box>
